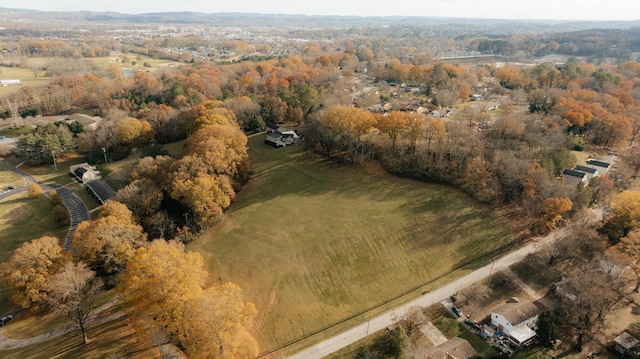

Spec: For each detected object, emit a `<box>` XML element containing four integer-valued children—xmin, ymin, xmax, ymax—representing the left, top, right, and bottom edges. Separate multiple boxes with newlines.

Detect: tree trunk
<box><xmin>577</xmin><ymin>332</ymin><xmax>583</xmax><ymax>352</ymax></box>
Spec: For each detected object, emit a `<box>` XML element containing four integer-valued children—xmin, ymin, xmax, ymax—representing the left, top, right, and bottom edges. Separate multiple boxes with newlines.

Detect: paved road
<box><xmin>0</xmin><ymin>161</ymin><xmax>90</xmax><ymax>250</ymax></box>
<box><xmin>49</xmin><ymin>184</ymin><xmax>90</xmax><ymax>250</ymax></box>
<box><xmin>287</xmin><ymin>218</ymin><xmax>593</xmax><ymax>359</ymax></box>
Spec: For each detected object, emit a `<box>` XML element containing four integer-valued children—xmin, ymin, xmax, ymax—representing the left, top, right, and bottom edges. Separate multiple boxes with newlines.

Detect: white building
<box><xmin>491</xmin><ymin>298</ymin><xmax>540</xmax><ymax>347</ymax></box>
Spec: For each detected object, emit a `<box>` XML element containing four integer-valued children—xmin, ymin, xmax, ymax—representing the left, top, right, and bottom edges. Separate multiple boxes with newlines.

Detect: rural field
<box><xmin>188</xmin><ymin>135</ymin><xmax>514</xmax><ymax>353</ymax></box>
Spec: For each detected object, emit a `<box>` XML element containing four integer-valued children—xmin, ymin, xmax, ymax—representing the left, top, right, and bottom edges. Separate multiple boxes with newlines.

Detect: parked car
<box><xmin>476</xmin><ymin>330</ymin><xmax>491</xmax><ymax>341</ymax></box>
<box><xmin>0</xmin><ymin>314</ymin><xmax>14</xmax><ymax>326</ymax></box>
<box><xmin>452</xmin><ymin>306</ymin><xmax>462</xmax><ymax>318</ymax></box>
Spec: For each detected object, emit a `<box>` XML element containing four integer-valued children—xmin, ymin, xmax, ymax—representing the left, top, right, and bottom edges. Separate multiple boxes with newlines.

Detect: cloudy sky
<box><xmin>1</xmin><ymin>0</ymin><xmax>639</xmax><ymax>21</ymax></box>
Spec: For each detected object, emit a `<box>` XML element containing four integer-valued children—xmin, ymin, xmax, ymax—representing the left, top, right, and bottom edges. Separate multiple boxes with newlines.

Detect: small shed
<box><xmin>613</xmin><ymin>332</ymin><xmax>640</xmax><ymax>356</ymax></box>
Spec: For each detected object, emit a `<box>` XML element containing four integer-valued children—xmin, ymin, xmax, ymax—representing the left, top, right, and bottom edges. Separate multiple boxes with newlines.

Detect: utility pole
<box><xmin>488</xmin><ymin>258</ymin><xmax>496</xmax><ymax>282</ymax></box>
<box><xmin>52</xmin><ymin>151</ymin><xmax>57</xmax><ymax>171</ymax></box>
<box><xmin>102</xmin><ymin>147</ymin><xmax>108</xmax><ymax>163</ymax></box>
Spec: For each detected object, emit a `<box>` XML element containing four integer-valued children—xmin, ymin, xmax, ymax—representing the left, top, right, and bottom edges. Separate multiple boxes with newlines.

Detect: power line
<box><xmin>0</xmin><ymin>73</ymin><xmax>119</xmax><ymax>115</ymax></box>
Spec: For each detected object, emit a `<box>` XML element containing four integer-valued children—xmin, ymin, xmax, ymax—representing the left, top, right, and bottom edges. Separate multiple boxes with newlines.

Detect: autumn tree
<box><xmin>0</xmin><ymin>236</ymin><xmax>68</xmax><ymax>310</ymax></box>
<box><xmin>610</xmin><ymin>229</ymin><xmax>640</xmax><ymax>292</ymax></box>
<box><xmin>47</xmin><ymin>262</ymin><xmax>103</xmax><ymax>344</ymax></box>
<box><xmin>28</xmin><ymin>183</ymin><xmax>44</xmax><ymax>198</ymax></box>
<box><xmin>71</xmin><ymin>201</ymin><xmax>146</xmax><ymax>276</ymax></box>
<box><xmin>180</xmin><ymin>284</ymin><xmax>259</xmax><ymax>359</ymax></box>
<box><xmin>119</xmin><ymin>240</ymin><xmax>259</xmax><ymax>357</ymax></box>
<box><xmin>115</xmin><ymin>178</ymin><xmax>164</xmax><ymax>221</ymax></box>
<box><xmin>601</xmin><ymin>191</ymin><xmax>640</xmax><ymax>243</ymax></box>
<box><xmin>538</xmin><ymin>197</ymin><xmax>573</xmax><ymax>232</ymax></box>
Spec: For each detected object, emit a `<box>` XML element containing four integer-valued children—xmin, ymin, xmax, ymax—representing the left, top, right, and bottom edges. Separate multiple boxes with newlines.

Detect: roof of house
<box><xmin>615</xmin><ymin>332</ymin><xmax>640</xmax><ymax>350</ymax></box>
<box><xmin>563</xmin><ymin>169</ymin><xmax>587</xmax><ymax>179</ymax></box>
<box><xmin>74</xmin><ymin>167</ymin><xmax>88</xmax><ymax>178</ymax></box>
<box><xmin>266</xmin><ymin>122</ymin><xmax>280</xmax><ymax>130</ymax></box>
<box><xmin>508</xmin><ymin>325</ymin><xmax>537</xmax><ymax>345</ymax></box>
<box><xmin>87</xmin><ymin>180</ymin><xmax>115</xmax><ymax>204</ymax></box>
<box><xmin>437</xmin><ymin>337</ymin><xmax>476</xmax><ymax>359</ymax></box>
<box><xmin>587</xmin><ymin>159</ymin><xmax>611</xmax><ymax>168</ymax></box>
<box><xmin>574</xmin><ymin>165</ymin><xmax>597</xmax><ymax>174</ymax></box>
<box><xmin>492</xmin><ymin>300</ymin><xmax>540</xmax><ymax>327</ymax></box>
<box><xmin>413</xmin><ymin>337</ymin><xmax>476</xmax><ymax>359</ymax></box>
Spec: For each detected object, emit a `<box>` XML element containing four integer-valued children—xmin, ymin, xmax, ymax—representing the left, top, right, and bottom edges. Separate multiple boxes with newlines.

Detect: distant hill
<box><xmin>0</xmin><ymin>7</ymin><xmax>639</xmax><ymax>31</ymax></box>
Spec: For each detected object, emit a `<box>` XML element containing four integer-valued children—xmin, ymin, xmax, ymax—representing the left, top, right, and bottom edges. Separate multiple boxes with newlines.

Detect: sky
<box><xmin>1</xmin><ymin>0</ymin><xmax>640</xmax><ymax>21</ymax></box>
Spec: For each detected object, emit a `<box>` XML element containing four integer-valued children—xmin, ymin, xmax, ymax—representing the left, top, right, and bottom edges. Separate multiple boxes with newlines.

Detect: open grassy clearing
<box><xmin>0</xmin><ymin>193</ymin><xmax>68</xmax><ymax>314</ymax></box>
<box><xmin>0</xmin><ymin>65</ymin><xmax>50</xmax><ymax>97</ymax></box>
<box><xmin>0</xmin><ymin>167</ymin><xmax>24</xmax><ymax>188</ymax></box>
<box><xmin>188</xmin><ymin>136</ymin><xmax>513</xmax><ymax>352</ymax></box>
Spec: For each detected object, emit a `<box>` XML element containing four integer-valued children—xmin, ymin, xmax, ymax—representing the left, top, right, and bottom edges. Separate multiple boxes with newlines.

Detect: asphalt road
<box><xmin>0</xmin><ymin>161</ymin><xmax>89</xmax><ymax>249</ymax></box>
<box><xmin>287</xmin><ymin>216</ymin><xmax>596</xmax><ymax>359</ymax></box>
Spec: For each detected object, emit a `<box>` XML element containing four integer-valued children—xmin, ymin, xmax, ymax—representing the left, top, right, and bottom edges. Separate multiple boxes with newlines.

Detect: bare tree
<box><xmin>47</xmin><ymin>262</ymin><xmax>103</xmax><ymax>344</ymax></box>
<box><xmin>554</xmin><ymin>256</ymin><xmax>632</xmax><ymax>351</ymax></box>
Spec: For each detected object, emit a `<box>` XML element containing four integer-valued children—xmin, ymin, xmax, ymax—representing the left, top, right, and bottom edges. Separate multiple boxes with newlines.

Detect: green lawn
<box><xmin>0</xmin><ymin>65</ymin><xmax>50</xmax><ymax>97</ymax></box>
<box><xmin>188</xmin><ymin>136</ymin><xmax>513</xmax><ymax>352</ymax></box>
<box><xmin>0</xmin><ymin>193</ymin><xmax>69</xmax><ymax>314</ymax></box>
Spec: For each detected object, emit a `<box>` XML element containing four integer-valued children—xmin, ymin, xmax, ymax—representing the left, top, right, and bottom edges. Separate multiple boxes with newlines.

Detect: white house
<box><xmin>491</xmin><ymin>298</ymin><xmax>540</xmax><ymax>347</ymax></box>
<box><xmin>69</xmin><ymin>163</ymin><xmax>101</xmax><ymax>184</ymax></box>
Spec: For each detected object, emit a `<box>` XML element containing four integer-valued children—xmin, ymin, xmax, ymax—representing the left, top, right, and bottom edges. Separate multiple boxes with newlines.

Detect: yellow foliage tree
<box><xmin>120</xmin><ymin>240</ymin><xmax>259</xmax><ymax>356</ymax></box>
<box><xmin>181</xmin><ymin>284</ymin><xmax>259</xmax><ymax>359</ymax></box>
<box><xmin>538</xmin><ymin>197</ymin><xmax>573</xmax><ymax>232</ymax></box>
<box><xmin>71</xmin><ymin>201</ymin><xmax>146</xmax><ymax>275</ymax></box>
<box><xmin>603</xmin><ymin>191</ymin><xmax>640</xmax><ymax>243</ymax></box>
<box><xmin>28</xmin><ymin>183</ymin><xmax>44</xmax><ymax>198</ymax></box>
<box><xmin>0</xmin><ymin>236</ymin><xmax>68</xmax><ymax>310</ymax></box>
<box><xmin>120</xmin><ymin>240</ymin><xmax>206</xmax><ymax>337</ymax></box>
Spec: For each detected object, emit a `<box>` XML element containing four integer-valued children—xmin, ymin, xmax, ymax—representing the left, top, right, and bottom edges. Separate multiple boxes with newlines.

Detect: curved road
<box><xmin>288</xmin><ymin>212</ymin><xmax>600</xmax><ymax>359</ymax></box>
<box><xmin>0</xmin><ymin>161</ymin><xmax>89</xmax><ymax>250</ymax></box>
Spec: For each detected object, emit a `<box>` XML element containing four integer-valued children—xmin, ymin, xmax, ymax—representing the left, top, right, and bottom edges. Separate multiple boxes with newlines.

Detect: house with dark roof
<box><xmin>265</xmin><ymin>130</ymin><xmax>299</xmax><ymax>148</ymax></box>
<box><xmin>586</xmin><ymin>159</ymin><xmax>611</xmax><ymax>174</ymax></box>
<box><xmin>491</xmin><ymin>298</ymin><xmax>540</xmax><ymax>347</ymax></box>
<box><xmin>563</xmin><ymin>169</ymin><xmax>588</xmax><ymax>187</ymax></box>
<box><xmin>69</xmin><ymin>163</ymin><xmax>101</xmax><ymax>184</ymax></box>
<box><xmin>413</xmin><ymin>337</ymin><xmax>477</xmax><ymax>359</ymax></box>
<box><xmin>574</xmin><ymin>165</ymin><xmax>599</xmax><ymax>181</ymax></box>
<box><xmin>266</xmin><ymin>122</ymin><xmax>282</xmax><ymax>133</ymax></box>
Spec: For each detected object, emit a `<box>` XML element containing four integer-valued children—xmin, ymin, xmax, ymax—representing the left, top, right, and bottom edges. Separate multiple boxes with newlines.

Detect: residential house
<box><xmin>266</xmin><ymin>122</ymin><xmax>282</xmax><ymax>133</ymax></box>
<box><xmin>613</xmin><ymin>332</ymin><xmax>640</xmax><ymax>357</ymax></box>
<box><xmin>413</xmin><ymin>337</ymin><xmax>477</xmax><ymax>359</ymax></box>
<box><xmin>471</xmin><ymin>93</ymin><xmax>484</xmax><ymax>101</ymax></box>
<box><xmin>265</xmin><ymin>129</ymin><xmax>299</xmax><ymax>147</ymax></box>
<box><xmin>491</xmin><ymin>298</ymin><xmax>540</xmax><ymax>347</ymax></box>
<box><xmin>573</xmin><ymin>165</ymin><xmax>599</xmax><ymax>181</ymax></box>
<box><xmin>562</xmin><ymin>169</ymin><xmax>588</xmax><ymax>187</ymax></box>
<box><xmin>69</xmin><ymin>163</ymin><xmax>101</xmax><ymax>184</ymax></box>
<box><xmin>586</xmin><ymin>159</ymin><xmax>611</xmax><ymax>174</ymax></box>
<box><xmin>397</xmin><ymin>103</ymin><xmax>424</xmax><ymax>113</ymax></box>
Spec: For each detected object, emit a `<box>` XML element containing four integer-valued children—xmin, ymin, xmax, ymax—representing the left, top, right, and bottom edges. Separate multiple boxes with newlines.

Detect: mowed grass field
<box><xmin>188</xmin><ymin>135</ymin><xmax>513</xmax><ymax>352</ymax></box>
